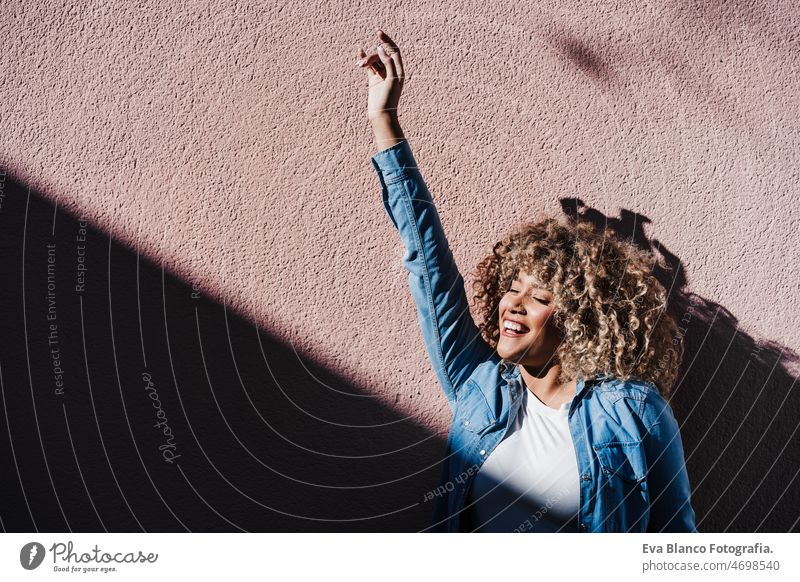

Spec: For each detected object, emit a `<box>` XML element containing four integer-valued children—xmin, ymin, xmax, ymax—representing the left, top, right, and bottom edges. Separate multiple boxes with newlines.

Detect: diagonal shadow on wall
<box><xmin>0</xmin><ymin>171</ymin><xmax>448</xmax><ymax>532</ymax></box>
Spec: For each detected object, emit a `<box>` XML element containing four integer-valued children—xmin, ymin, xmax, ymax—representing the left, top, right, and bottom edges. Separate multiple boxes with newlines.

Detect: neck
<box><xmin>518</xmin><ymin>362</ymin><xmax>575</xmax><ymax>399</ymax></box>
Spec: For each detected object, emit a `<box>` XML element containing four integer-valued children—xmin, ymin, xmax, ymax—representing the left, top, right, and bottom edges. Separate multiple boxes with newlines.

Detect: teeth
<box><xmin>504</xmin><ymin>320</ymin><xmax>527</xmax><ymax>332</ymax></box>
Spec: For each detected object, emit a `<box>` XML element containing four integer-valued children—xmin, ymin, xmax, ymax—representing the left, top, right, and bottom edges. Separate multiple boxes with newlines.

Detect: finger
<box><xmin>376</xmin><ymin>43</ymin><xmax>397</xmax><ymax>80</ymax></box>
<box><xmin>356</xmin><ymin>47</ymin><xmax>385</xmax><ymax>80</ymax></box>
<box><xmin>356</xmin><ymin>47</ymin><xmax>370</xmax><ymax>70</ymax></box>
<box><xmin>356</xmin><ymin>50</ymin><xmax>380</xmax><ymax>68</ymax></box>
<box><xmin>390</xmin><ymin>48</ymin><xmax>404</xmax><ymax>83</ymax></box>
<box><xmin>376</xmin><ymin>30</ymin><xmax>404</xmax><ymax>83</ymax></box>
<box><xmin>355</xmin><ymin>47</ymin><xmax>369</xmax><ymax>66</ymax></box>
<box><xmin>362</xmin><ymin>50</ymin><xmax>386</xmax><ymax>79</ymax></box>
<box><xmin>376</xmin><ymin>29</ymin><xmax>398</xmax><ymax>52</ymax></box>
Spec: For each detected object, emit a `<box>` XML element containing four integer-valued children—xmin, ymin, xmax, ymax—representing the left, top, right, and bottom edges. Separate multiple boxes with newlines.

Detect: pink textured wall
<box><xmin>2</xmin><ymin>0</ymin><xmax>799</xmax><ymax>441</ymax></box>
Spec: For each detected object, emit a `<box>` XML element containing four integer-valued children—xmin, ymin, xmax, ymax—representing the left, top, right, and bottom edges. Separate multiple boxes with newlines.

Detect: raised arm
<box><xmin>357</xmin><ymin>30</ymin><xmax>494</xmax><ymax>408</ymax></box>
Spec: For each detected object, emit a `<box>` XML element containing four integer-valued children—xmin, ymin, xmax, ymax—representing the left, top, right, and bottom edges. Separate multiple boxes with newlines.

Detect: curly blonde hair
<box><xmin>471</xmin><ymin>215</ymin><xmax>682</xmax><ymax>396</ymax></box>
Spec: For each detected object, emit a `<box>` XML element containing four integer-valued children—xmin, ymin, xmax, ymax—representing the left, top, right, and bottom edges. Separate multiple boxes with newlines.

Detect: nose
<box><xmin>509</xmin><ymin>300</ymin><xmax>526</xmax><ymax>315</ymax></box>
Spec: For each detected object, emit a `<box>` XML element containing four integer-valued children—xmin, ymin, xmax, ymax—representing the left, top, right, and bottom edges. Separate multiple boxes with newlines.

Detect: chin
<box><xmin>497</xmin><ymin>340</ymin><xmax>525</xmax><ymax>360</ymax></box>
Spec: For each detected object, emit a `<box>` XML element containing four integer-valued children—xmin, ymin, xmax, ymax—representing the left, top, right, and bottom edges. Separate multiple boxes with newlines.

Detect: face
<box><xmin>497</xmin><ymin>269</ymin><xmax>564</xmax><ymax>367</ymax></box>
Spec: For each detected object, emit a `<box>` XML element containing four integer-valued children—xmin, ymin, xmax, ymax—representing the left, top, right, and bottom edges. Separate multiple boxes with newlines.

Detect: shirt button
<box><xmin>464</xmin><ymin>420</ymin><xmax>470</xmax><ymax>426</ymax></box>
<box><xmin>580</xmin><ymin>523</ymin><xmax>588</xmax><ymax>531</ymax></box>
<box><xmin>581</xmin><ymin>473</ymin><xmax>591</xmax><ymax>481</ymax></box>
<box><xmin>479</xmin><ymin>449</ymin><xmax>486</xmax><ymax>456</ymax></box>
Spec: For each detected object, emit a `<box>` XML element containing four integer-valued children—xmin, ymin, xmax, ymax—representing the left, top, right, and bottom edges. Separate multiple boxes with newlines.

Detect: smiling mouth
<box><xmin>502</xmin><ymin>320</ymin><xmax>531</xmax><ymax>337</ymax></box>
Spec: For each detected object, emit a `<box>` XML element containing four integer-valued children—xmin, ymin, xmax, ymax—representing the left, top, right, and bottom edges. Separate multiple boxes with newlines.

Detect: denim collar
<box><xmin>498</xmin><ymin>358</ymin><xmax>520</xmax><ymax>381</ymax></box>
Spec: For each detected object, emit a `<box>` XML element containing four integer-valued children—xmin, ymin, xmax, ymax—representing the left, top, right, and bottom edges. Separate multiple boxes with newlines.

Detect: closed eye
<box><xmin>509</xmin><ymin>288</ymin><xmax>550</xmax><ymax>304</ymax></box>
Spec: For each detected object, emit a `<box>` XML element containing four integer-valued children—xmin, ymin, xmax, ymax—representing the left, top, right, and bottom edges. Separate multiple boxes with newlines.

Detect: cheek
<box><xmin>531</xmin><ymin>307</ymin><xmax>556</xmax><ymax>330</ymax></box>
<box><xmin>497</xmin><ymin>296</ymin><xmax>512</xmax><ymax>318</ymax></box>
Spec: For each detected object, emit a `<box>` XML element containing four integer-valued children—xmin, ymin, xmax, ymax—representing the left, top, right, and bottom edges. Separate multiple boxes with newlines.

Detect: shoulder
<box><xmin>466</xmin><ymin>358</ymin><xmax>504</xmax><ymax>392</ymax></box>
<box><xmin>592</xmin><ymin>376</ymin><xmax>674</xmax><ymax>431</ymax></box>
<box><xmin>455</xmin><ymin>357</ymin><xmax>507</xmax><ymax>405</ymax></box>
<box><xmin>591</xmin><ymin>375</ymin><xmax>658</xmax><ymax>398</ymax></box>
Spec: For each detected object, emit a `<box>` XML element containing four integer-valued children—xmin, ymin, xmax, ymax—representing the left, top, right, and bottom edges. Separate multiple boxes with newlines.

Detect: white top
<box><xmin>464</xmin><ymin>388</ymin><xmax>581</xmax><ymax>532</ymax></box>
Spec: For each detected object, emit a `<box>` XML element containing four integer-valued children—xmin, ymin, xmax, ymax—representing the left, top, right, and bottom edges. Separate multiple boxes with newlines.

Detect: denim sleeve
<box><xmin>370</xmin><ymin>140</ymin><xmax>494</xmax><ymax>408</ymax></box>
<box><xmin>642</xmin><ymin>389</ymin><xmax>699</xmax><ymax>532</ymax></box>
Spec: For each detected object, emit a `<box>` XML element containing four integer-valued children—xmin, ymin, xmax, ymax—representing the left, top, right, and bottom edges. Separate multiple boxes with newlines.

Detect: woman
<box><xmin>356</xmin><ymin>30</ymin><xmax>698</xmax><ymax>533</ymax></box>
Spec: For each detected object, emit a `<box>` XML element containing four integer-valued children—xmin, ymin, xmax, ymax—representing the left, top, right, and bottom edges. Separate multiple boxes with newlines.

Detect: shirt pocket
<box><xmin>455</xmin><ymin>380</ymin><xmax>498</xmax><ymax>435</ymax></box>
<box><xmin>594</xmin><ymin>441</ymin><xmax>650</xmax><ymax>532</ymax></box>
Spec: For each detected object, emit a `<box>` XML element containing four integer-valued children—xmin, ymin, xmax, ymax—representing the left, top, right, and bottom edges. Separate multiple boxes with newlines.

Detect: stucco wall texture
<box><xmin>1</xmin><ymin>1</ymin><xmax>799</xmax><ymax>527</ymax></box>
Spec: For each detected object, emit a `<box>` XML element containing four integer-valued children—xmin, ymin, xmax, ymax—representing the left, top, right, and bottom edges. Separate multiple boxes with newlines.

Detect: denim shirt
<box><xmin>370</xmin><ymin>139</ymin><xmax>698</xmax><ymax>533</ymax></box>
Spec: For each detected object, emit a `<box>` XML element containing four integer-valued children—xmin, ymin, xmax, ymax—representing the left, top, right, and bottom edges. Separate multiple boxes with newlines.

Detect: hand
<box><xmin>356</xmin><ymin>29</ymin><xmax>405</xmax><ymax>123</ymax></box>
